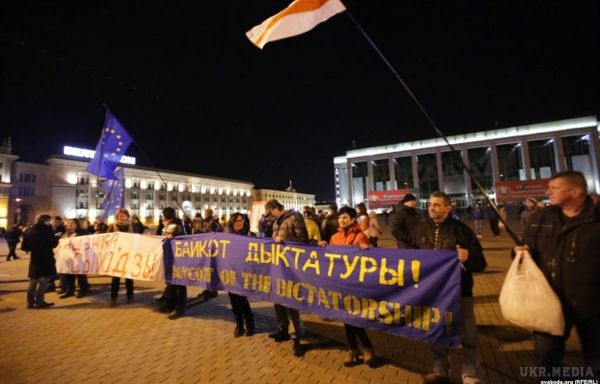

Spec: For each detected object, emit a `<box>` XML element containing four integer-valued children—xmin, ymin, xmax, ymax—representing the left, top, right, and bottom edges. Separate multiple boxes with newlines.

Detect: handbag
<box><xmin>498</xmin><ymin>250</ymin><xmax>565</xmax><ymax>336</ymax></box>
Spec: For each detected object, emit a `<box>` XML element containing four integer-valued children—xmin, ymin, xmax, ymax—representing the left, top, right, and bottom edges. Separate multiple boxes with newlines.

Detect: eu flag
<box><xmin>99</xmin><ymin>167</ymin><xmax>125</xmax><ymax>220</ymax></box>
<box><xmin>87</xmin><ymin>110</ymin><xmax>132</xmax><ymax>179</ymax></box>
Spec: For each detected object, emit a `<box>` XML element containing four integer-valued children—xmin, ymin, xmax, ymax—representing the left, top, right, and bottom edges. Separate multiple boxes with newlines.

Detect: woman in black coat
<box><xmin>21</xmin><ymin>214</ymin><xmax>59</xmax><ymax>309</ymax></box>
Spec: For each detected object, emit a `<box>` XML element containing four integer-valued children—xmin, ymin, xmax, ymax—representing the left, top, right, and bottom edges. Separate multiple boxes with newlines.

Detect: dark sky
<box><xmin>2</xmin><ymin>1</ymin><xmax>598</xmax><ymax>201</ymax></box>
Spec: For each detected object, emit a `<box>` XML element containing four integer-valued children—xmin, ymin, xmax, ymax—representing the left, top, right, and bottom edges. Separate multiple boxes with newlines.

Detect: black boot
<box><xmin>244</xmin><ymin>314</ymin><xmax>255</xmax><ymax>337</ymax></box>
<box><xmin>233</xmin><ymin>316</ymin><xmax>244</xmax><ymax>338</ymax></box>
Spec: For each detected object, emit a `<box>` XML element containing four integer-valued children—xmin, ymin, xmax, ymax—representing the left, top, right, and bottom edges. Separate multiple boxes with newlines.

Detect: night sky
<box><xmin>2</xmin><ymin>1</ymin><xmax>598</xmax><ymax>201</ymax></box>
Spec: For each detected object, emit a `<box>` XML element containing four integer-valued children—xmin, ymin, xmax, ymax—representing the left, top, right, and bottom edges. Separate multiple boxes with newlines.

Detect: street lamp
<box><xmin>15</xmin><ymin>198</ymin><xmax>22</xmax><ymax>224</ymax></box>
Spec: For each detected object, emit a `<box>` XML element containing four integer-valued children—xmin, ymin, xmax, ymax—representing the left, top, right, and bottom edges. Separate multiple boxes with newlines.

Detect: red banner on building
<box><xmin>367</xmin><ymin>189</ymin><xmax>411</xmax><ymax>209</ymax></box>
<box><xmin>495</xmin><ymin>179</ymin><xmax>549</xmax><ymax>202</ymax></box>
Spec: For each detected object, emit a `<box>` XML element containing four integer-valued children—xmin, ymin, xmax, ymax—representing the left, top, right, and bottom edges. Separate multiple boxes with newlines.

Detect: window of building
<box><xmin>563</xmin><ymin>134</ymin><xmax>594</xmax><ymax>190</ymax></box>
<box><xmin>372</xmin><ymin>159</ymin><xmax>391</xmax><ymax>191</ymax></box>
<box><xmin>497</xmin><ymin>143</ymin><xmax>524</xmax><ymax>181</ymax></box>
<box><xmin>528</xmin><ymin>139</ymin><xmax>557</xmax><ymax>179</ymax></box>
<box><xmin>351</xmin><ymin>162</ymin><xmax>368</xmax><ymax>204</ymax></box>
<box><xmin>442</xmin><ymin>151</ymin><xmax>465</xmax><ymax>196</ymax></box>
<box><xmin>417</xmin><ymin>153</ymin><xmax>439</xmax><ymax>198</ymax></box>
<box><xmin>18</xmin><ymin>186</ymin><xmax>35</xmax><ymax>196</ymax></box>
<box><xmin>18</xmin><ymin>173</ymin><xmax>37</xmax><ymax>183</ymax></box>
<box><xmin>393</xmin><ymin>157</ymin><xmax>413</xmax><ymax>189</ymax></box>
<box><xmin>468</xmin><ymin>147</ymin><xmax>494</xmax><ymax>195</ymax></box>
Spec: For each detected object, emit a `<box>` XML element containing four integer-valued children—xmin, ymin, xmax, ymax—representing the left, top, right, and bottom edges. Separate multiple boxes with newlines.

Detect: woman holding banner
<box><xmin>225</xmin><ymin>213</ymin><xmax>256</xmax><ymax>337</ymax></box>
<box><xmin>319</xmin><ymin>206</ymin><xmax>375</xmax><ymax>367</ymax></box>
<box><xmin>107</xmin><ymin>209</ymin><xmax>135</xmax><ymax>306</ymax></box>
<box><xmin>59</xmin><ymin>219</ymin><xmax>90</xmax><ymax>299</ymax></box>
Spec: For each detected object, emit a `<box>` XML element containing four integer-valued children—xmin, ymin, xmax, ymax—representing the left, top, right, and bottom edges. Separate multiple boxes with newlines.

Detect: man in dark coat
<box><xmin>413</xmin><ymin>192</ymin><xmax>487</xmax><ymax>384</ymax></box>
<box><xmin>5</xmin><ymin>224</ymin><xmax>23</xmax><ymax>261</ymax></box>
<box><xmin>519</xmin><ymin>171</ymin><xmax>600</xmax><ymax>378</ymax></box>
<box><xmin>390</xmin><ymin>193</ymin><xmax>421</xmax><ymax>248</ymax></box>
<box><xmin>21</xmin><ymin>214</ymin><xmax>59</xmax><ymax>309</ymax></box>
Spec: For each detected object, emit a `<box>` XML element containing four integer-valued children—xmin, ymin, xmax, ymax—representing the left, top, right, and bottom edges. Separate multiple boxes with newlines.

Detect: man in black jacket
<box><xmin>519</xmin><ymin>171</ymin><xmax>600</xmax><ymax>378</ymax></box>
<box><xmin>21</xmin><ymin>214</ymin><xmax>59</xmax><ymax>309</ymax></box>
<box><xmin>413</xmin><ymin>192</ymin><xmax>487</xmax><ymax>384</ymax></box>
<box><xmin>390</xmin><ymin>193</ymin><xmax>421</xmax><ymax>248</ymax></box>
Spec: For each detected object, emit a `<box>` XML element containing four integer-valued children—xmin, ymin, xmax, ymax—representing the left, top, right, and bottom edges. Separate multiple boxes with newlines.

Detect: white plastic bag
<box><xmin>499</xmin><ymin>250</ymin><xmax>565</xmax><ymax>336</ymax></box>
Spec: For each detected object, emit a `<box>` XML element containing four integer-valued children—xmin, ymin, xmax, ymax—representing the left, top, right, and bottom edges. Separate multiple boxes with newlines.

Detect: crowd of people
<box><xmin>5</xmin><ymin>170</ymin><xmax>599</xmax><ymax>382</ymax></box>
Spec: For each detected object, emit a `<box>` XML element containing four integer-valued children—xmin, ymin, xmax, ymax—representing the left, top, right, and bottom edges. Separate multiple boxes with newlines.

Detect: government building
<box><xmin>333</xmin><ymin>116</ymin><xmax>600</xmax><ymax>209</ymax></box>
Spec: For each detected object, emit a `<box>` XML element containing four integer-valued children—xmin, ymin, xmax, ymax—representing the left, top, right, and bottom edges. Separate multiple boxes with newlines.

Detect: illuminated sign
<box><xmin>63</xmin><ymin>146</ymin><xmax>136</xmax><ymax>165</ymax></box>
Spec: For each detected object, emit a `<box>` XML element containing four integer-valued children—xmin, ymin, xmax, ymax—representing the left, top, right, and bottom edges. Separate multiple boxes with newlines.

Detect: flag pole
<box><xmin>343</xmin><ymin>10</ymin><xmax>520</xmax><ymax>244</ymax></box>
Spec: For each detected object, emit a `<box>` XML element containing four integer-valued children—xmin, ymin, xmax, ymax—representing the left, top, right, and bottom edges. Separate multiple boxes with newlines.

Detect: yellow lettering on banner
<box><xmin>330</xmin><ymin>290</ymin><xmax>342</xmax><ymax>311</ymax></box>
<box><xmin>412</xmin><ymin>306</ymin><xmax>422</xmax><ymax>330</ymax></box>
<box><xmin>242</xmin><ymin>272</ymin><xmax>271</xmax><ymax>293</ymax></box>
<box><xmin>422</xmin><ymin>306</ymin><xmax>432</xmax><ymax>331</ymax></box>
<box><xmin>291</xmin><ymin>247</ymin><xmax>305</xmax><ymax>270</ymax></box>
<box><xmin>358</xmin><ymin>256</ymin><xmax>377</xmax><ymax>282</ymax></box>
<box><xmin>361</xmin><ymin>297</ymin><xmax>378</xmax><ymax>320</ymax></box>
<box><xmin>379</xmin><ymin>258</ymin><xmax>405</xmax><ymax>286</ymax></box>
<box><xmin>260</xmin><ymin>243</ymin><xmax>274</xmax><ymax>264</ymax></box>
<box><xmin>324</xmin><ymin>252</ymin><xmax>341</xmax><ymax>277</ymax></box>
<box><xmin>172</xmin><ymin>266</ymin><xmax>213</xmax><ymax>282</ymax></box>
<box><xmin>412</xmin><ymin>260</ymin><xmax>421</xmax><ymax>288</ymax></box>
<box><xmin>302</xmin><ymin>251</ymin><xmax>320</xmax><ymax>275</ymax></box>
<box><xmin>112</xmin><ymin>252</ymin><xmax>129</xmax><ymax>277</ymax></box>
<box><xmin>274</xmin><ymin>244</ymin><xmax>290</xmax><ymax>268</ymax></box>
<box><xmin>340</xmin><ymin>255</ymin><xmax>359</xmax><ymax>280</ymax></box>
<box><xmin>246</xmin><ymin>243</ymin><xmax>259</xmax><ymax>263</ymax></box>
<box><xmin>317</xmin><ymin>288</ymin><xmax>330</xmax><ymax>309</ymax></box>
<box><xmin>392</xmin><ymin>302</ymin><xmax>405</xmax><ymax>325</ymax></box>
<box><xmin>303</xmin><ymin>283</ymin><xmax>316</xmax><ymax>304</ymax></box>
<box><xmin>216</xmin><ymin>240</ymin><xmax>230</xmax><ymax>258</ymax></box>
<box><xmin>276</xmin><ymin>278</ymin><xmax>287</xmax><ymax>297</ymax></box>
<box><xmin>219</xmin><ymin>269</ymin><xmax>236</xmax><ymax>285</ymax></box>
<box><xmin>377</xmin><ymin>301</ymin><xmax>393</xmax><ymax>324</ymax></box>
<box><xmin>292</xmin><ymin>282</ymin><xmax>304</xmax><ymax>302</ymax></box>
<box><xmin>343</xmin><ymin>294</ymin><xmax>361</xmax><ymax>316</ymax></box>
<box><xmin>405</xmin><ymin>305</ymin><xmax>413</xmax><ymax>327</ymax></box>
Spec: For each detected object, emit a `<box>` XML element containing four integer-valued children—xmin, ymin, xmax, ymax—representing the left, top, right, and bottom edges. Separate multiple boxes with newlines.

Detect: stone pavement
<box><xmin>0</xmin><ymin>222</ymin><xmax>584</xmax><ymax>384</ymax></box>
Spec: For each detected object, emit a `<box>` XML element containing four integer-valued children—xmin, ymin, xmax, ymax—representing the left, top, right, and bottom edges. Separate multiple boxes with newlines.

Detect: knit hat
<box><xmin>401</xmin><ymin>193</ymin><xmax>417</xmax><ymax>203</ymax></box>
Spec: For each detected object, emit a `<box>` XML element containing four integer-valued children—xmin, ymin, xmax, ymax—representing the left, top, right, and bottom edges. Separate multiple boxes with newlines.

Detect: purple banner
<box><xmin>166</xmin><ymin>233</ymin><xmax>461</xmax><ymax>347</ymax></box>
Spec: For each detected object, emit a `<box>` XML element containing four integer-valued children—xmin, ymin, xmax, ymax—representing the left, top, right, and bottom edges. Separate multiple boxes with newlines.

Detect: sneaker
<box><xmin>268</xmin><ymin>330</ymin><xmax>290</xmax><ymax>342</ymax></box>
<box><xmin>59</xmin><ymin>292</ymin><xmax>75</xmax><ymax>299</ymax></box>
<box><xmin>421</xmin><ymin>373</ymin><xmax>450</xmax><ymax>384</ymax></box>
<box><xmin>35</xmin><ymin>302</ymin><xmax>54</xmax><ymax>309</ymax></box>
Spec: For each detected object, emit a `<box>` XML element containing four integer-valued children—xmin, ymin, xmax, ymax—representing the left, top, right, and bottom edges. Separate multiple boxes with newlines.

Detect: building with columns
<box><xmin>334</xmin><ymin>116</ymin><xmax>600</xmax><ymax>208</ymax></box>
<box><xmin>253</xmin><ymin>186</ymin><xmax>316</xmax><ymax>212</ymax></box>
<box><xmin>8</xmin><ymin>147</ymin><xmax>254</xmax><ymax>225</ymax></box>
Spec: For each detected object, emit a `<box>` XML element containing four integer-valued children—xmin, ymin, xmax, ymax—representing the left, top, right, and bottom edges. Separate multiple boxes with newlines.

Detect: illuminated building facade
<box><xmin>253</xmin><ymin>187</ymin><xmax>316</xmax><ymax>212</ymax></box>
<box><xmin>334</xmin><ymin>116</ymin><xmax>600</xmax><ymax>208</ymax></box>
<box><xmin>9</xmin><ymin>146</ymin><xmax>254</xmax><ymax>225</ymax></box>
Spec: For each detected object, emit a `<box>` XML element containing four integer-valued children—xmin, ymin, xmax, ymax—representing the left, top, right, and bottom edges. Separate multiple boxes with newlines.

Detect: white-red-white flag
<box><xmin>246</xmin><ymin>0</ymin><xmax>346</xmax><ymax>49</ymax></box>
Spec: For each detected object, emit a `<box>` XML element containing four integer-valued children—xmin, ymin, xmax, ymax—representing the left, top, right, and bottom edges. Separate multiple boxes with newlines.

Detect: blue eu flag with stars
<box><xmin>87</xmin><ymin>110</ymin><xmax>132</xmax><ymax>179</ymax></box>
<box><xmin>99</xmin><ymin>167</ymin><xmax>125</xmax><ymax>220</ymax></box>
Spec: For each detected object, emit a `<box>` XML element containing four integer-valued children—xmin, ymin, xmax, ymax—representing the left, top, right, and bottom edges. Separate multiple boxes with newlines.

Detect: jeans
<box><xmin>27</xmin><ymin>276</ymin><xmax>50</xmax><ymax>307</ymax></box>
<box><xmin>431</xmin><ymin>297</ymin><xmax>483</xmax><ymax>383</ymax></box>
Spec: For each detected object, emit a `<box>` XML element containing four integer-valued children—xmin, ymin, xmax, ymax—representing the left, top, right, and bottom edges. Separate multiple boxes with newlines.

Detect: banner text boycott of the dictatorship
<box><xmin>168</xmin><ymin>233</ymin><xmax>461</xmax><ymax>347</ymax></box>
